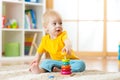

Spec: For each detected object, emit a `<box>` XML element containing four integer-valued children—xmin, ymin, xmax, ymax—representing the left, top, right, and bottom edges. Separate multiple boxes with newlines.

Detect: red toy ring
<box><xmin>61</xmin><ymin>69</ymin><xmax>71</xmax><ymax>72</ymax></box>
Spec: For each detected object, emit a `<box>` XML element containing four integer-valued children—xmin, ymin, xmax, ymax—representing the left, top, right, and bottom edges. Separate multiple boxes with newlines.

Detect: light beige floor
<box><xmin>0</xmin><ymin>57</ymin><xmax>119</xmax><ymax>72</ymax></box>
<box><xmin>80</xmin><ymin>57</ymin><xmax>119</xmax><ymax>72</ymax></box>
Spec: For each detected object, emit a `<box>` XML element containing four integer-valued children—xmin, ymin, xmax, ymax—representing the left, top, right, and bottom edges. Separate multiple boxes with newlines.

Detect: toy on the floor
<box><xmin>48</xmin><ymin>75</ymin><xmax>54</xmax><ymax>80</ymax></box>
<box><xmin>61</xmin><ymin>52</ymin><xmax>72</xmax><ymax>75</ymax></box>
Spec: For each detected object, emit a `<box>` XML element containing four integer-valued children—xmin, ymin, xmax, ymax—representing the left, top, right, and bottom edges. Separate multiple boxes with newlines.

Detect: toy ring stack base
<box><xmin>61</xmin><ymin>71</ymin><xmax>71</xmax><ymax>75</ymax></box>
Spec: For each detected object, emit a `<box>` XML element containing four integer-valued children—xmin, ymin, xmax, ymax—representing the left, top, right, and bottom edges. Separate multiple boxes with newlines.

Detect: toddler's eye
<box><xmin>59</xmin><ymin>22</ymin><xmax>62</xmax><ymax>25</ymax></box>
<box><xmin>53</xmin><ymin>22</ymin><xmax>56</xmax><ymax>25</ymax></box>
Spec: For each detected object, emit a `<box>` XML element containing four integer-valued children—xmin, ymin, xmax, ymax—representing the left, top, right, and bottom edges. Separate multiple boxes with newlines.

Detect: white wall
<box><xmin>53</xmin><ymin>0</ymin><xmax>120</xmax><ymax>52</ymax></box>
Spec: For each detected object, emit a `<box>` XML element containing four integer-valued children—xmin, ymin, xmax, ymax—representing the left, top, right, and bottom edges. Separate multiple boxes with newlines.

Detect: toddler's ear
<box><xmin>44</xmin><ymin>27</ymin><xmax>49</xmax><ymax>33</ymax></box>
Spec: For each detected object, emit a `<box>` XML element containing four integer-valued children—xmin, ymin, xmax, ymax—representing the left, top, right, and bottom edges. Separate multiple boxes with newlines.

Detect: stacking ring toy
<box><xmin>61</xmin><ymin>69</ymin><xmax>71</xmax><ymax>72</ymax></box>
<box><xmin>61</xmin><ymin>65</ymin><xmax>71</xmax><ymax>69</ymax></box>
<box><xmin>61</xmin><ymin>53</ymin><xmax>72</xmax><ymax>75</ymax></box>
<box><xmin>61</xmin><ymin>68</ymin><xmax>70</xmax><ymax>71</ymax></box>
<box><xmin>62</xmin><ymin>62</ymin><xmax>70</xmax><ymax>65</ymax></box>
<box><xmin>62</xmin><ymin>59</ymin><xmax>70</xmax><ymax>62</ymax></box>
<box><xmin>61</xmin><ymin>71</ymin><xmax>71</xmax><ymax>75</ymax></box>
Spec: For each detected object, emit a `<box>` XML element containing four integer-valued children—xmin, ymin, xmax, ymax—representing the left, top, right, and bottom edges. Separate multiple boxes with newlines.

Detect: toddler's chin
<box><xmin>57</xmin><ymin>31</ymin><xmax>62</xmax><ymax>36</ymax></box>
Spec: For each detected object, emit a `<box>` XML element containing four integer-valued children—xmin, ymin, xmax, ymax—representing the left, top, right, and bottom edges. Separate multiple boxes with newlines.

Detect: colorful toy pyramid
<box><xmin>61</xmin><ymin>53</ymin><xmax>72</xmax><ymax>75</ymax></box>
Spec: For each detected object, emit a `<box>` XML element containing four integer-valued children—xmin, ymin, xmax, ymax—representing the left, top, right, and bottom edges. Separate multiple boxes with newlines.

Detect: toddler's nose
<box><xmin>56</xmin><ymin>23</ymin><xmax>61</xmax><ymax>27</ymax></box>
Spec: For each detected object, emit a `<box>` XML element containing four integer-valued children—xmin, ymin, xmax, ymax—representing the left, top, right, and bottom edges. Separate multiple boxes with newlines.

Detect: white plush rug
<box><xmin>0</xmin><ymin>64</ymin><xmax>120</xmax><ymax>80</ymax></box>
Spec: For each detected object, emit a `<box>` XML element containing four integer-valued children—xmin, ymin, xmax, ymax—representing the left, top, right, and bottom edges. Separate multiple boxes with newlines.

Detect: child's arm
<box><xmin>62</xmin><ymin>38</ymin><xmax>72</xmax><ymax>54</ymax></box>
<box><xmin>31</xmin><ymin>52</ymin><xmax>43</xmax><ymax>65</ymax></box>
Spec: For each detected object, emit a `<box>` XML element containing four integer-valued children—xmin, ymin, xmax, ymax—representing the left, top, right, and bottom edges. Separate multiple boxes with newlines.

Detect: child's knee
<box><xmin>40</xmin><ymin>59</ymin><xmax>54</xmax><ymax>72</ymax></box>
<box><xmin>79</xmin><ymin>60</ymin><xmax>86</xmax><ymax>72</ymax></box>
<box><xmin>40</xmin><ymin>59</ymin><xmax>53</xmax><ymax>67</ymax></box>
<box><xmin>71</xmin><ymin>60</ymin><xmax>86</xmax><ymax>72</ymax></box>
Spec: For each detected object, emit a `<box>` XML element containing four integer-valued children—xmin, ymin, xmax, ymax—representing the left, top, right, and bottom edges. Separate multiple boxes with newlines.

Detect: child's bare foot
<box><xmin>29</xmin><ymin>63</ymin><xmax>45</xmax><ymax>74</ymax></box>
<box><xmin>53</xmin><ymin>67</ymin><xmax>61</xmax><ymax>72</ymax></box>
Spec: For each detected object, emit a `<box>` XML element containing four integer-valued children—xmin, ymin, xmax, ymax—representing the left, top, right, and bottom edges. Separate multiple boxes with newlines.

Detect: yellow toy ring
<box><xmin>62</xmin><ymin>59</ymin><xmax>70</xmax><ymax>62</ymax></box>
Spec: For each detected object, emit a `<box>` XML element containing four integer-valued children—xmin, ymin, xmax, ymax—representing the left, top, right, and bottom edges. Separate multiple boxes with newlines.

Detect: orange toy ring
<box><xmin>61</xmin><ymin>65</ymin><xmax>71</xmax><ymax>69</ymax></box>
<box><xmin>61</xmin><ymin>68</ymin><xmax>70</xmax><ymax>71</ymax></box>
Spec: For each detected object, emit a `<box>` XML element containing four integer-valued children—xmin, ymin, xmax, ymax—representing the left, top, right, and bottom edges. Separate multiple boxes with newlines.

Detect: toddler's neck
<box><xmin>50</xmin><ymin>35</ymin><xmax>57</xmax><ymax>39</ymax></box>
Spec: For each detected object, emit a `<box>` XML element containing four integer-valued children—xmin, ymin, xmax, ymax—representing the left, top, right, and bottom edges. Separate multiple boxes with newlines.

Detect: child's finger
<box><xmin>62</xmin><ymin>48</ymin><xmax>66</xmax><ymax>52</ymax></box>
<box><xmin>30</xmin><ymin>61</ymin><xmax>36</xmax><ymax>65</ymax></box>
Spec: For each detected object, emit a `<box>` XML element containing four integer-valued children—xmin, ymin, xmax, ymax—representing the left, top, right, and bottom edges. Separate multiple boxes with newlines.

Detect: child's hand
<box><xmin>63</xmin><ymin>38</ymin><xmax>72</xmax><ymax>55</ymax></box>
<box><xmin>62</xmin><ymin>46</ymin><xmax>71</xmax><ymax>55</ymax></box>
<box><xmin>30</xmin><ymin>58</ymin><xmax>39</xmax><ymax>66</ymax></box>
<box><xmin>29</xmin><ymin>59</ymin><xmax>39</xmax><ymax>71</ymax></box>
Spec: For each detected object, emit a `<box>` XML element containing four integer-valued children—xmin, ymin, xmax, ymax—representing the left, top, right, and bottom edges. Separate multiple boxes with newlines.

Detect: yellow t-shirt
<box><xmin>37</xmin><ymin>31</ymin><xmax>79</xmax><ymax>60</ymax></box>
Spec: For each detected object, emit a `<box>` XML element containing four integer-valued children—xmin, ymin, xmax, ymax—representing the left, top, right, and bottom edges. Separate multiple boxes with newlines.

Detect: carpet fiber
<box><xmin>0</xmin><ymin>64</ymin><xmax>120</xmax><ymax>80</ymax></box>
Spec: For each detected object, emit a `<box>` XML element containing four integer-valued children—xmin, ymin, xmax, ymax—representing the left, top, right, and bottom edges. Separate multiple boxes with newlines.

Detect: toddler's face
<box><xmin>47</xmin><ymin>16</ymin><xmax>63</xmax><ymax>37</ymax></box>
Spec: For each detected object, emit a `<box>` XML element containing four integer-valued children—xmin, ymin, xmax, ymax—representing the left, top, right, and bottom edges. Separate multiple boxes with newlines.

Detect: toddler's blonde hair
<box><xmin>42</xmin><ymin>10</ymin><xmax>62</xmax><ymax>28</ymax></box>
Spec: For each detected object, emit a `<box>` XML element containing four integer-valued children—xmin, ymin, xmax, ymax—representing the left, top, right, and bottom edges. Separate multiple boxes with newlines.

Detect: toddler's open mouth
<box><xmin>56</xmin><ymin>28</ymin><xmax>62</xmax><ymax>32</ymax></box>
<box><xmin>56</xmin><ymin>29</ymin><xmax>61</xmax><ymax>32</ymax></box>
